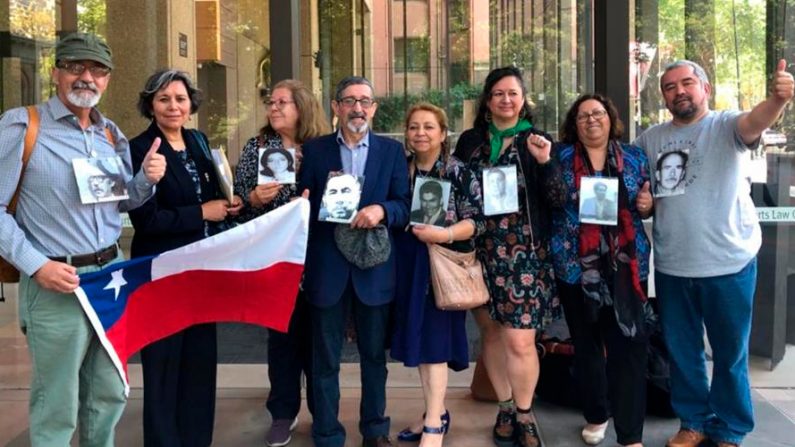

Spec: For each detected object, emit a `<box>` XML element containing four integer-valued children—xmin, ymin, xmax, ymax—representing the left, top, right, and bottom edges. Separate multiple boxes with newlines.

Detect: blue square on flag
<box><xmin>78</xmin><ymin>256</ymin><xmax>153</xmax><ymax>330</ymax></box>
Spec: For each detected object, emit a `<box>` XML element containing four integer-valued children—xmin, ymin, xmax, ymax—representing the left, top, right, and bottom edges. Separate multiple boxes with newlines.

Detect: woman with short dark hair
<box><xmin>128</xmin><ymin>68</ymin><xmax>243</xmax><ymax>447</ymax></box>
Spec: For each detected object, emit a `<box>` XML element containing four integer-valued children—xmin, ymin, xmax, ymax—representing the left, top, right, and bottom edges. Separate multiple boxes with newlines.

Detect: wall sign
<box><xmin>179</xmin><ymin>33</ymin><xmax>188</xmax><ymax>57</ymax></box>
<box><xmin>757</xmin><ymin>207</ymin><xmax>795</xmax><ymax>223</ymax></box>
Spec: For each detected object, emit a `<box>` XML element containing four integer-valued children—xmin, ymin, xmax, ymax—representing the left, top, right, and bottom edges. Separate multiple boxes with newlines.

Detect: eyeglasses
<box><xmin>57</xmin><ymin>61</ymin><xmax>111</xmax><ymax>77</ymax></box>
<box><xmin>265</xmin><ymin>99</ymin><xmax>295</xmax><ymax>109</ymax></box>
<box><xmin>337</xmin><ymin>97</ymin><xmax>374</xmax><ymax>109</ymax></box>
<box><xmin>576</xmin><ymin>109</ymin><xmax>608</xmax><ymax>123</ymax></box>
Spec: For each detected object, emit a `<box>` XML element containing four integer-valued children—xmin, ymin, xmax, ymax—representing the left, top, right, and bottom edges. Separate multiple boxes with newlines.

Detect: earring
<box><xmin>485</xmin><ymin>111</ymin><xmax>493</xmax><ymax>123</ymax></box>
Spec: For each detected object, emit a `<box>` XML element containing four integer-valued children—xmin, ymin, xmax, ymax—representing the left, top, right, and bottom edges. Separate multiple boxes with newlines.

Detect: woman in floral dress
<box><xmin>454</xmin><ymin>66</ymin><xmax>565</xmax><ymax>447</ymax></box>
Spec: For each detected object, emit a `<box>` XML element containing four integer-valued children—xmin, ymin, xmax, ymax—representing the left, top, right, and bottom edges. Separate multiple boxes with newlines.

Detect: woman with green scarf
<box><xmin>454</xmin><ymin>66</ymin><xmax>566</xmax><ymax>447</ymax></box>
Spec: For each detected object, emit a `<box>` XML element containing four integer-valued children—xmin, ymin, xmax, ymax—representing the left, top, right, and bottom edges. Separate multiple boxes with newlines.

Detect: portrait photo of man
<box><xmin>579</xmin><ymin>177</ymin><xmax>619</xmax><ymax>225</ymax></box>
<box><xmin>319</xmin><ymin>172</ymin><xmax>363</xmax><ymax>223</ymax></box>
<box><xmin>655</xmin><ymin>149</ymin><xmax>688</xmax><ymax>197</ymax></box>
<box><xmin>409</xmin><ymin>178</ymin><xmax>451</xmax><ymax>227</ymax></box>
<box><xmin>483</xmin><ymin>165</ymin><xmax>519</xmax><ymax>216</ymax></box>
<box><xmin>72</xmin><ymin>156</ymin><xmax>129</xmax><ymax>204</ymax></box>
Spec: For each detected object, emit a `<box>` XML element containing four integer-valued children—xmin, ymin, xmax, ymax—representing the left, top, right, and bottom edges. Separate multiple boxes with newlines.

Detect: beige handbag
<box><xmin>427</xmin><ymin>243</ymin><xmax>490</xmax><ymax>310</ymax></box>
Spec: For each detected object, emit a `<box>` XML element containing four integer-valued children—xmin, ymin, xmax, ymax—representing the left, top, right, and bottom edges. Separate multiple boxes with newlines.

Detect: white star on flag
<box><xmin>103</xmin><ymin>269</ymin><xmax>128</xmax><ymax>301</ymax></box>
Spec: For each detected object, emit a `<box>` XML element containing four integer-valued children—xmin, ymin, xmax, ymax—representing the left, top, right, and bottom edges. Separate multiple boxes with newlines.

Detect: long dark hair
<box><xmin>472</xmin><ymin>66</ymin><xmax>533</xmax><ymax>133</ymax></box>
<box><xmin>559</xmin><ymin>93</ymin><xmax>624</xmax><ymax>144</ymax></box>
<box><xmin>259</xmin><ymin>147</ymin><xmax>295</xmax><ymax>177</ymax></box>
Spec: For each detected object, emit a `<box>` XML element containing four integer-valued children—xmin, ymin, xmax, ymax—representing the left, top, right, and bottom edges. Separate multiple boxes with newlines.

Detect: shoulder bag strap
<box><xmin>8</xmin><ymin>106</ymin><xmax>40</xmax><ymax>215</ymax></box>
<box><xmin>104</xmin><ymin>126</ymin><xmax>115</xmax><ymax>146</ymax></box>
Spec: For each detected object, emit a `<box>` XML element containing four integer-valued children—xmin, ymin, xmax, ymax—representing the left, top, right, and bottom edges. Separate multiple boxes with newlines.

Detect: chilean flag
<box><xmin>74</xmin><ymin>199</ymin><xmax>310</xmax><ymax>395</ymax></box>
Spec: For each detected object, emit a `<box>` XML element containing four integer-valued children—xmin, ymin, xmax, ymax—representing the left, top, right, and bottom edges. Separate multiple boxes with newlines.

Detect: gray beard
<box><xmin>67</xmin><ymin>90</ymin><xmax>101</xmax><ymax>108</ymax></box>
<box><xmin>346</xmin><ymin>120</ymin><xmax>369</xmax><ymax>134</ymax></box>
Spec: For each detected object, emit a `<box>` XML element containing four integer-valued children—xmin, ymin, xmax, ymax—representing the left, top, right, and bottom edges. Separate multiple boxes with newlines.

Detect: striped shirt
<box><xmin>0</xmin><ymin>96</ymin><xmax>155</xmax><ymax>276</ymax></box>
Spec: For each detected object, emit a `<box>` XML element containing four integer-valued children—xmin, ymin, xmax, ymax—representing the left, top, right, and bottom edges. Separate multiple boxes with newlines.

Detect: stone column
<box><xmin>103</xmin><ymin>0</ymin><xmax>197</xmax><ymax>137</ymax></box>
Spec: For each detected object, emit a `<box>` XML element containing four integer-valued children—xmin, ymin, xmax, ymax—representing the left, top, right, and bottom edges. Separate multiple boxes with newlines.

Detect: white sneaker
<box><xmin>581</xmin><ymin>421</ymin><xmax>608</xmax><ymax>445</ymax></box>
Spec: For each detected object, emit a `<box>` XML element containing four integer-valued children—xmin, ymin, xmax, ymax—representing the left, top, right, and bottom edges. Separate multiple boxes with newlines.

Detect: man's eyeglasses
<box><xmin>57</xmin><ymin>62</ymin><xmax>111</xmax><ymax>77</ymax></box>
<box><xmin>337</xmin><ymin>97</ymin><xmax>374</xmax><ymax>109</ymax></box>
<box><xmin>265</xmin><ymin>99</ymin><xmax>295</xmax><ymax>109</ymax></box>
<box><xmin>576</xmin><ymin>109</ymin><xmax>608</xmax><ymax>123</ymax></box>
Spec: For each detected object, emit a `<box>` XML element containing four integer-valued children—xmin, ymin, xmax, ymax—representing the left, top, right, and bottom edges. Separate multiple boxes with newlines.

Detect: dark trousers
<box><xmin>558</xmin><ymin>281</ymin><xmax>648</xmax><ymax>445</ymax></box>
<box><xmin>310</xmin><ymin>281</ymin><xmax>391</xmax><ymax>447</ymax></box>
<box><xmin>267</xmin><ymin>291</ymin><xmax>314</xmax><ymax>420</ymax></box>
<box><xmin>141</xmin><ymin>323</ymin><xmax>217</xmax><ymax>447</ymax></box>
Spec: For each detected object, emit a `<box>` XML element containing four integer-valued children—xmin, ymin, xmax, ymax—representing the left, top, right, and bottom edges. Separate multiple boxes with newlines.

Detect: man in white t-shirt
<box><xmin>634</xmin><ymin>59</ymin><xmax>793</xmax><ymax>447</ymax></box>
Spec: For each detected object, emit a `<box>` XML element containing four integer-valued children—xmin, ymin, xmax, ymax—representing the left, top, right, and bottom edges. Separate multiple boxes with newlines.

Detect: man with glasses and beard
<box><xmin>0</xmin><ymin>32</ymin><xmax>166</xmax><ymax>447</ymax></box>
<box><xmin>634</xmin><ymin>59</ymin><xmax>794</xmax><ymax>447</ymax></box>
<box><xmin>299</xmin><ymin>76</ymin><xmax>410</xmax><ymax>447</ymax></box>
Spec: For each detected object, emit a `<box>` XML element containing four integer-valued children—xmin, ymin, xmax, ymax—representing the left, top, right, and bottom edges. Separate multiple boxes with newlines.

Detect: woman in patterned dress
<box><xmin>391</xmin><ymin>103</ymin><xmax>485</xmax><ymax>446</ymax></box>
<box><xmin>551</xmin><ymin>94</ymin><xmax>654</xmax><ymax>447</ymax></box>
<box><xmin>234</xmin><ymin>79</ymin><xmax>330</xmax><ymax>447</ymax></box>
<box><xmin>454</xmin><ymin>66</ymin><xmax>565</xmax><ymax>447</ymax></box>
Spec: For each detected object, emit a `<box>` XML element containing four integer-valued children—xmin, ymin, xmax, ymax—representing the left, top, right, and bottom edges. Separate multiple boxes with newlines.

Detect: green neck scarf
<box><xmin>488</xmin><ymin>119</ymin><xmax>532</xmax><ymax>164</ymax></box>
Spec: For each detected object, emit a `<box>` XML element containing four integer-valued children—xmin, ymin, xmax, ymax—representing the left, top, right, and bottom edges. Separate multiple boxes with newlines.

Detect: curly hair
<box><xmin>559</xmin><ymin>93</ymin><xmax>624</xmax><ymax>145</ymax></box>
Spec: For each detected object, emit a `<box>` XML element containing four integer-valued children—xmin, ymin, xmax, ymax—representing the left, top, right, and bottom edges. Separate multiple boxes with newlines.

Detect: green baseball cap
<box><xmin>55</xmin><ymin>32</ymin><xmax>114</xmax><ymax>70</ymax></box>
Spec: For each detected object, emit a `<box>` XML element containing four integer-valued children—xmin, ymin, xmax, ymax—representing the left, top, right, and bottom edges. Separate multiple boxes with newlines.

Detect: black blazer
<box><xmin>129</xmin><ymin>122</ymin><xmax>223</xmax><ymax>258</ymax></box>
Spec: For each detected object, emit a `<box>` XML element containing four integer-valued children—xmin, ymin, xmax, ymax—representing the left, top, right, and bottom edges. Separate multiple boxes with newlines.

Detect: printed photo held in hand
<box><xmin>482</xmin><ymin>165</ymin><xmax>519</xmax><ymax>215</ymax></box>
<box><xmin>258</xmin><ymin>146</ymin><xmax>296</xmax><ymax>184</ymax></box>
<box><xmin>318</xmin><ymin>172</ymin><xmax>363</xmax><ymax>223</ymax></box>
<box><xmin>578</xmin><ymin>176</ymin><xmax>619</xmax><ymax>226</ymax></box>
<box><xmin>211</xmin><ymin>146</ymin><xmax>235</xmax><ymax>202</ymax></box>
<box><xmin>409</xmin><ymin>177</ymin><xmax>451</xmax><ymax>227</ymax></box>
<box><xmin>72</xmin><ymin>156</ymin><xmax>129</xmax><ymax>204</ymax></box>
<box><xmin>654</xmin><ymin>149</ymin><xmax>688</xmax><ymax>197</ymax></box>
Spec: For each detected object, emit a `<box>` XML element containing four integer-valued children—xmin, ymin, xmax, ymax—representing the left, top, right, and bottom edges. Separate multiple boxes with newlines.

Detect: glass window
<box><xmin>393</xmin><ymin>37</ymin><xmax>430</xmax><ymax>73</ymax></box>
<box><xmin>634</xmin><ymin>0</ymin><xmax>795</xmax><ymax>361</ymax></box>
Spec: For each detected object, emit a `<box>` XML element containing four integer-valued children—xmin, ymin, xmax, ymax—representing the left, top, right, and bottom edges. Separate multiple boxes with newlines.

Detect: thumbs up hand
<box><xmin>772</xmin><ymin>59</ymin><xmax>795</xmax><ymax>103</ymax></box>
<box><xmin>636</xmin><ymin>181</ymin><xmax>653</xmax><ymax>216</ymax></box>
<box><xmin>142</xmin><ymin>137</ymin><xmax>166</xmax><ymax>184</ymax></box>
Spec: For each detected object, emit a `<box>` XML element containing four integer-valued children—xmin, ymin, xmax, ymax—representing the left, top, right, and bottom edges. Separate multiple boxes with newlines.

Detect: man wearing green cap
<box><xmin>0</xmin><ymin>32</ymin><xmax>166</xmax><ymax>446</ymax></box>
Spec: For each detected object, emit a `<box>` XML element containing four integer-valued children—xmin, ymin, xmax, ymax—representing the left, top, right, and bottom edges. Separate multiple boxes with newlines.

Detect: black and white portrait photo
<box><xmin>654</xmin><ymin>149</ymin><xmax>688</xmax><ymax>197</ymax></box>
<box><xmin>258</xmin><ymin>146</ymin><xmax>296</xmax><ymax>184</ymax></box>
<box><xmin>409</xmin><ymin>177</ymin><xmax>451</xmax><ymax>227</ymax></box>
<box><xmin>579</xmin><ymin>176</ymin><xmax>619</xmax><ymax>226</ymax></box>
<box><xmin>319</xmin><ymin>172</ymin><xmax>363</xmax><ymax>223</ymax></box>
<box><xmin>483</xmin><ymin>165</ymin><xmax>519</xmax><ymax>216</ymax></box>
<box><xmin>72</xmin><ymin>156</ymin><xmax>128</xmax><ymax>204</ymax></box>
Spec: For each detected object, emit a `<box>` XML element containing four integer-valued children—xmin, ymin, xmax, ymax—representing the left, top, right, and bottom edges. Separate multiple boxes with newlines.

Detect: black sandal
<box><xmin>422</xmin><ymin>425</ymin><xmax>445</xmax><ymax>435</ymax></box>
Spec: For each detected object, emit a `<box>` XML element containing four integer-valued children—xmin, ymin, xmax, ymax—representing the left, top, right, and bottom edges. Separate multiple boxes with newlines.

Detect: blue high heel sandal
<box><xmin>396</xmin><ymin>411</ymin><xmax>450</xmax><ymax>442</ymax></box>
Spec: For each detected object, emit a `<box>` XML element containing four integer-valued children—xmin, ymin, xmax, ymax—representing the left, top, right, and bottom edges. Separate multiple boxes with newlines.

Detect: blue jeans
<box><xmin>655</xmin><ymin>259</ymin><xmax>756</xmax><ymax>445</ymax></box>
<box><xmin>310</xmin><ymin>281</ymin><xmax>391</xmax><ymax>447</ymax></box>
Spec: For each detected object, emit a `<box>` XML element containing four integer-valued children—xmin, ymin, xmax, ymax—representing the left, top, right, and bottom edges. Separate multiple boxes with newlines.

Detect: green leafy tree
<box><xmin>77</xmin><ymin>0</ymin><xmax>107</xmax><ymax>38</ymax></box>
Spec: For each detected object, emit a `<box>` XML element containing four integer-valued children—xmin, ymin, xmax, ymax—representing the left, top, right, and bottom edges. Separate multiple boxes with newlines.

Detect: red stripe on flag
<box><xmin>106</xmin><ymin>262</ymin><xmax>302</xmax><ymax>365</ymax></box>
